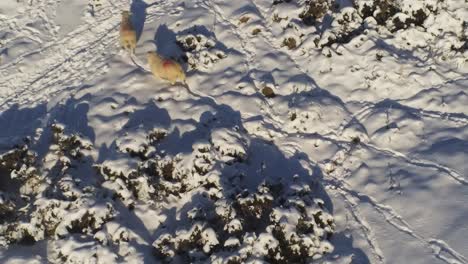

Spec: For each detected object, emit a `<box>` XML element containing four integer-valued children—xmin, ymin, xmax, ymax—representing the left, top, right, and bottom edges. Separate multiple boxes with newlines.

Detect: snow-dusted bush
<box><xmin>0</xmin><ymin>145</ymin><xmax>41</xmax><ymax>245</ymax></box>
<box><xmin>98</xmin><ymin>127</ymin><xmax>247</xmax><ymax>204</ymax></box>
<box><xmin>176</xmin><ymin>28</ymin><xmax>227</xmax><ymax>71</ymax></box>
<box><xmin>0</xmin><ymin>122</ymin><xmax>335</xmax><ymax>263</ymax></box>
<box><xmin>98</xmin><ymin>154</ymin><xmax>192</xmax><ymax>208</ymax></box>
<box><xmin>2</xmin><ymin>145</ymin><xmax>41</xmax><ymax>192</ymax></box>
<box><xmin>152</xmin><ymin>181</ymin><xmax>335</xmax><ymax>263</ymax></box>
<box><xmin>269</xmin><ymin>0</ymin><xmax>453</xmax><ymax>52</ymax></box>
<box><xmin>0</xmin><ymin>124</ymin><xmax>109</xmax><ymax>248</ymax></box>
<box><xmin>318</xmin><ymin>6</ymin><xmax>364</xmax><ymax>48</ymax></box>
<box><xmin>354</xmin><ymin>0</ymin><xmax>437</xmax><ymax>30</ymax></box>
<box><xmin>50</xmin><ymin>123</ymin><xmax>92</xmax><ymax>160</ymax></box>
<box><xmin>299</xmin><ymin>0</ymin><xmax>334</xmax><ymax>26</ymax></box>
<box><xmin>91</xmin><ymin>124</ymin><xmax>335</xmax><ymax>263</ymax></box>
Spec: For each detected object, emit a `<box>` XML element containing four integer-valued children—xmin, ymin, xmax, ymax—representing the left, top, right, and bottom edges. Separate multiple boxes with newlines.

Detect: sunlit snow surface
<box><xmin>0</xmin><ymin>0</ymin><xmax>467</xmax><ymax>263</ymax></box>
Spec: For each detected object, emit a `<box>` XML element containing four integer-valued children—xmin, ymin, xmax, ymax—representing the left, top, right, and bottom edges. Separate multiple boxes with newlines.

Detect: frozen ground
<box><xmin>0</xmin><ymin>0</ymin><xmax>467</xmax><ymax>263</ymax></box>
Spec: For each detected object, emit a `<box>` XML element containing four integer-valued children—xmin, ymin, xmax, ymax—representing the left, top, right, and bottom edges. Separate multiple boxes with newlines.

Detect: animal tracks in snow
<box><xmin>1</xmin><ymin>0</ymin><xmax>467</xmax><ymax>263</ymax></box>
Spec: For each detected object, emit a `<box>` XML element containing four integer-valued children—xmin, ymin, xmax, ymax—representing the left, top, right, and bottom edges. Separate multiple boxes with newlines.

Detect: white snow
<box><xmin>0</xmin><ymin>0</ymin><xmax>467</xmax><ymax>263</ymax></box>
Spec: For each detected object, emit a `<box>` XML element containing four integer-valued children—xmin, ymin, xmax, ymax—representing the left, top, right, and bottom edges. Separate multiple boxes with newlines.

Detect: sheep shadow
<box><xmin>153</xmin><ymin>24</ymin><xmax>185</xmax><ymax>60</ymax></box>
<box><xmin>130</xmin><ymin>0</ymin><xmax>151</xmax><ymax>42</ymax></box>
<box><xmin>0</xmin><ymin>103</ymin><xmax>47</xmax><ymax>150</ymax></box>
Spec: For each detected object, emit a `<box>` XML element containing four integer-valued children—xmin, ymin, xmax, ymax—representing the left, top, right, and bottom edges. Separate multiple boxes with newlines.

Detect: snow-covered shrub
<box><xmin>51</xmin><ymin>123</ymin><xmax>92</xmax><ymax>160</ymax></box>
<box><xmin>117</xmin><ymin>127</ymin><xmax>168</xmax><ymax>161</ymax></box>
<box><xmin>0</xmin><ymin>145</ymin><xmax>41</xmax><ymax>243</ymax></box>
<box><xmin>88</xmin><ymin>126</ymin><xmax>335</xmax><ymax>262</ymax></box>
<box><xmin>354</xmin><ymin>0</ymin><xmax>436</xmax><ymax>30</ymax></box>
<box><xmin>211</xmin><ymin>128</ymin><xmax>247</xmax><ymax>165</ymax></box>
<box><xmin>98</xmin><ymin>153</ymin><xmax>193</xmax><ymax>207</ymax></box>
<box><xmin>192</xmin><ymin>141</ymin><xmax>214</xmax><ymax>176</ymax></box>
<box><xmin>450</xmin><ymin>20</ymin><xmax>468</xmax><ymax>53</ymax></box>
<box><xmin>135</xmin><ymin>156</ymin><xmax>190</xmax><ymax>198</ymax></box>
<box><xmin>299</xmin><ymin>0</ymin><xmax>334</xmax><ymax>25</ymax></box>
<box><xmin>99</xmin><ymin>127</ymin><xmax>247</xmax><ymax>205</ymax></box>
<box><xmin>271</xmin><ymin>0</ymin><xmax>441</xmax><ymax>50</ymax></box>
<box><xmin>0</xmin><ymin>145</ymin><xmax>38</xmax><ymax>186</ymax></box>
<box><xmin>0</xmin><ymin>145</ymin><xmax>43</xmax><ymax>245</ymax></box>
<box><xmin>176</xmin><ymin>28</ymin><xmax>227</xmax><ymax>71</ymax></box>
<box><xmin>0</xmin><ymin>120</ymin><xmax>335</xmax><ymax>262</ymax></box>
<box><xmin>0</xmin><ymin>124</ymin><xmax>110</xmax><ymax>247</ymax></box>
<box><xmin>318</xmin><ymin>6</ymin><xmax>364</xmax><ymax>48</ymax></box>
<box><xmin>152</xmin><ymin>181</ymin><xmax>335</xmax><ymax>263</ymax></box>
<box><xmin>355</xmin><ymin>0</ymin><xmax>400</xmax><ymax>25</ymax></box>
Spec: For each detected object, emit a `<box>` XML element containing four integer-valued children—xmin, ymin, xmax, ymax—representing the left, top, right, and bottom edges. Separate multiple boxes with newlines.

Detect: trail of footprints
<box><xmin>1</xmin><ymin>0</ymin><xmax>467</xmax><ymax>262</ymax></box>
<box><xmin>0</xmin><ymin>0</ymin><xmax>176</xmax><ymax>110</ymax></box>
<box><xmin>205</xmin><ymin>1</ymin><xmax>468</xmax><ymax>263</ymax></box>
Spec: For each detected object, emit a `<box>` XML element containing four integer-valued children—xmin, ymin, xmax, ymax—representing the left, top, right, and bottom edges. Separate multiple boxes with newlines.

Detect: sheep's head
<box><xmin>121</xmin><ymin>11</ymin><xmax>131</xmax><ymax>18</ymax></box>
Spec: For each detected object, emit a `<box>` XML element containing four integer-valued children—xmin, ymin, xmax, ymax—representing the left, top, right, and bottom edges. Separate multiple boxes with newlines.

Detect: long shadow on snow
<box><xmin>130</xmin><ymin>0</ymin><xmax>160</xmax><ymax>42</ymax></box>
<box><xmin>0</xmin><ymin>95</ymin><xmax>95</xmax><ymax>155</ymax></box>
<box><xmin>326</xmin><ymin>232</ymin><xmax>371</xmax><ymax>264</ymax></box>
<box><xmin>0</xmin><ymin>96</ymin><xmax>100</xmax><ymax>262</ymax></box>
<box><xmin>364</xmin><ymin>36</ymin><xmax>431</xmax><ymax>65</ymax></box>
<box><xmin>0</xmin><ymin>241</ymin><xmax>49</xmax><ymax>263</ymax></box>
<box><xmin>0</xmin><ymin>103</ymin><xmax>47</xmax><ymax>150</ymax></box>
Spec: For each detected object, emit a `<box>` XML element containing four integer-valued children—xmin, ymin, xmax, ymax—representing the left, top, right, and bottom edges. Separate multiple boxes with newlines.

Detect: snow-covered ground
<box><xmin>1</xmin><ymin>0</ymin><xmax>467</xmax><ymax>263</ymax></box>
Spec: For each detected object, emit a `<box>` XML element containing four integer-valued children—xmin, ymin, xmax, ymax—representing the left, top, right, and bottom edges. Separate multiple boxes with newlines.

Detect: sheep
<box><xmin>120</xmin><ymin>11</ymin><xmax>137</xmax><ymax>53</ymax></box>
<box><xmin>147</xmin><ymin>51</ymin><xmax>186</xmax><ymax>85</ymax></box>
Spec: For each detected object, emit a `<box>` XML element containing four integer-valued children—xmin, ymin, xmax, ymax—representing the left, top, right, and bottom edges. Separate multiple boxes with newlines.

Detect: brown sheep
<box><xmin>147</xmin><ymin>51</ymin><xmax>186</xmax><ymax>85</ymax></box>
<box><xmin>120</xmin><ymin>11</ymin><xmax>137</xmax><ymax>53</ymax></box>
